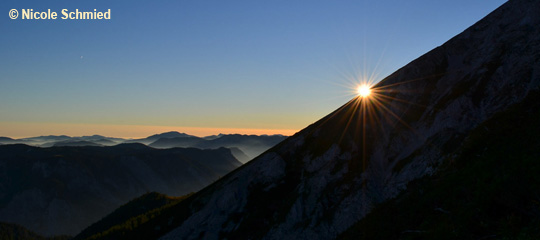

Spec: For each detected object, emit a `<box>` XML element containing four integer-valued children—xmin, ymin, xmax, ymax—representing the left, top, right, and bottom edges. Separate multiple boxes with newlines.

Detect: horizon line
<box><xmin>0</xmin><ymin>122</ymin><xmax>299</xmax><ymax>139</ymax></box>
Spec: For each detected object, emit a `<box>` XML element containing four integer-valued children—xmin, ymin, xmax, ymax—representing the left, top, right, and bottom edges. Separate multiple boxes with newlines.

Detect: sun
<box><xmin>357</xmin><ymin>85</ymin><xmax>371</xmax><ymax>97</ymax></box>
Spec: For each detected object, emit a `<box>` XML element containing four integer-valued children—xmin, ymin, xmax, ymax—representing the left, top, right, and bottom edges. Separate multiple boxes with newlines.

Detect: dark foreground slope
<box><xmin>0</xmin><ymin>144</ymin><xmax>241</xmax><ymax>236</ymax></box>
<box><xmin>0</xmin><ymin>222</ymin><xmax>70</xmax><ymax>240</ymax></box>
<box><xmin>147</xmin><ymin>0</ymin><xmax>540</xmax><ymax>239</ymax></box>
<box><xmin>341</xmin><ymin>91</ymin><xmax>540</xmax><ymax>239</ymax></box>
<box><xmin>74</xmin><ymin>192</ymin><xmax>191</xmax><ymax>240</ymax></box>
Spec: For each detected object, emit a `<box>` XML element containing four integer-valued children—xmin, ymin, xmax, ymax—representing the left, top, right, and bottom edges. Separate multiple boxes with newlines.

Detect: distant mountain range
<box><xmin>0</xmin><ymin>132</ymin><xmax>287</xmax><ymax>163</ymax></box>
<box><xmin>0</xmin><ymin>132</ymin><xmax>286</xmax><ymax>236</ymax></box>
<box><xmin>0</xmin><ymin>143</ymin><xmax>241</xmax><ymax>236</ymax></box>
<box><xmin>148</xmin><ymin>134</ymin><xmax>286</xmax><ymax>162</ymax></box>
<box><xmin>0</xmin><ymin>135</ymin><xmax>124</xmax><ymax>147</ymax></box>
<box><xmin>124</xmin><ymin>131</ymin><xmax>197</xmax><ymax>145</ymax></box>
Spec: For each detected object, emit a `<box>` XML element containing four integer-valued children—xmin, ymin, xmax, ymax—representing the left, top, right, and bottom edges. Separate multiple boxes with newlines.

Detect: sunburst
<box><xmin>357</xmin><ymin>85</ymin><xmax>372</xmax><ymax>97</ymax></box>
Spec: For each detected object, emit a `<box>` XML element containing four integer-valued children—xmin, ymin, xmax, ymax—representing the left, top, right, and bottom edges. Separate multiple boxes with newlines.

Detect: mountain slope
<box><xmin>151</xmin><ymin>0</ymin><xmax>540</xmax><ymax>239</ymax></box>
<box><xmin>0</xmin><ymin>144</ymin><xmax>241</xmax><ymax>236</ymax></box>
<box><xmin>228</xmin><ymin>147</ymin><xmax>251</xmax><ymax>163</ymax></box>
<box><xmin>339</xmin><ymin>90</ymin><xmax>540</xmax><ymax>239</ymax></box>
<box><xmin>0</xmin><ymin>222</ymin><xmax>70</xmax><ymax>240</ymax></box>
<box><xmin>74</xmin><ymin>192</ymin><xmax>191</xmax><ymax>240</ymax></box>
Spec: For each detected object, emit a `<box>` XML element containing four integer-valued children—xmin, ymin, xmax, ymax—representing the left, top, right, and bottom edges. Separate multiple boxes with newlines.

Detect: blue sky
<box><xmin>0</xmin><ymin>0</ymin><xmax>506</xmax><ymax>137</ymax></box>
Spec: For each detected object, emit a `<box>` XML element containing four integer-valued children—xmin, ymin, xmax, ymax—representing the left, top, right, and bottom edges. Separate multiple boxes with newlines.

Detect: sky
<box><xmin>0</xmin><ymin>0</ymin><xmax>506</xmax><ymax>138</ymax></box>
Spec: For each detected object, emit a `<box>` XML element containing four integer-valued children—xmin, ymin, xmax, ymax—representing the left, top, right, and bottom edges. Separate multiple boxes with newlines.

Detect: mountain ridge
<box><xmin>0</xmin><ymin>144</ymin><xmax>242</xmax><ymax>236</ymax></box>
<box><xmin>153</xmin><ymin>0</ymin><xmax>540</xmax><ymax>238</ymax></box>
<box><xmin>149</xmin><ymin>134</ymin><xmax>287</xmax><ymax>162</ymax></box>
<box><xmin>340</xmin><ymin>90</ymin><xmax>540</xmax><ymax>239</ymax></box>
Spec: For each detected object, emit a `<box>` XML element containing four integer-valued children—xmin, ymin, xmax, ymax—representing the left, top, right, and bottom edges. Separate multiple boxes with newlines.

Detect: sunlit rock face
<box><xmin>161</xmin><ymin>0</ymin><xmax>540</xmax><ymax>239</ymax></box>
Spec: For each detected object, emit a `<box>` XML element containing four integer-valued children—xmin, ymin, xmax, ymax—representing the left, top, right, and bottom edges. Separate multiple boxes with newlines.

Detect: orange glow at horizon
<box><xmin>0</xmin><ymin>122</ymin><xmax>298</xmax><ymax>139</ymax></box>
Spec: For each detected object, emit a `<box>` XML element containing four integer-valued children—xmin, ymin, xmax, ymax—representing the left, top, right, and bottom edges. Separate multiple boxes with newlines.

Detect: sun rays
<box><xmin>333</xmin><ymin>73</ymin><xmax>436</xmax><ymax>172</ymax></box>
<box><xmin>316</xmin><ymin>48</ymin><xmax>464</xmax><ymax>173</ymax></box>
<box><xmin>301</xmin><ymin>65</ymin><xmax>452</xmax><ymax>175</ymax></box>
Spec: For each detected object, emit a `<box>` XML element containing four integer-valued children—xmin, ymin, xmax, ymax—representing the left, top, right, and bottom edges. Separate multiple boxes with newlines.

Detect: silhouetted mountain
<box><xmin>0</xmin><ymin>222</ymin><xmax>70</xmax><ymax>240</ymax></box>
<box><xmin>0</xmin><ymin>137</ymin><xmax>35</xmax><ymax>145</ymax></box>
<box><xmin>0</xmin><ymin>137</ymin><xmax>15</xmax><ymax>143</ymax></box>
<box><xmin>91</xmin><ymin>0</ymin><xmax>539</xmax><ymax>239</ymax></box>
<box><xmin>89</xmin><ymin>139</ymin><xmax>118</xmax><ymax>146</ymax></box>
<box><xmin>125</xmin><ymin>132</ymin><xmax>197</xmax><ymax>145</ymax></box>
<box><xmin>52</xmin><ymin>140</ymin><xmax>103</xmax><ymax>147</ymax></box>
<box><xmin>149</xmin><ymin>134</ymin><xmax>287</xmax><ymax>162</ymax></box>
<box><xmin>22</xmin><ymin>135</ymin><xmax>71</xmax><ymax>142</ymax></box>
<box><xmin>77</xmin><ymin>135</ymin><xmax>123</xmax><ymax>142</ymax></box>
<box><xmin>0</xmin><ymin>135</ymin><xmax>125</xmax><ymax>148</ymax></box>
<box><xmin>228</xmin><ymin>147</ymin><xmax>250</xmax><ymax>163</ymax></box>
<box><xmin>47</xmin><ymin>136</ymin><xmax>124</xmax><ymax>147</ymax></box>
<box><xmin>0</xmin><ymin>133</ymin><xmax>285</xmax><ymax>163</ymax></box>
<box><xmin>147</xmin><ymin>131</ymin><xmax>194</xmax><ymax>140</ymax></box>
<box><xmin>0</xmin><ymin>144</ymin><xmax>241</xmax><ymax>236</ymax></box>
<box><xmin>74</xmin><ymin>192</ymin><xmax>191</xmax><ymax>240</ymax></box>
<box><xmin>203</xmin><ymin>134</ymin><xmax>286</xmax><ymax>159</ymax></box>
<box><xmin>149</xmin><ymin>137</ymin><xmax>204</xmax><ymax>148</ymax></box>
<box><xmin>202</xmin><ymin>134</ymin><xmax>221</xmax><ymax>140</ymax></box>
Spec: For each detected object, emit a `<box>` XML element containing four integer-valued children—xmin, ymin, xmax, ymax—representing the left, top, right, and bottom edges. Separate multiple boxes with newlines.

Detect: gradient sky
<box><xmin>0</xmin><ymin>0</ymin><xmax>506</xmax><ymax>138</ymax></box>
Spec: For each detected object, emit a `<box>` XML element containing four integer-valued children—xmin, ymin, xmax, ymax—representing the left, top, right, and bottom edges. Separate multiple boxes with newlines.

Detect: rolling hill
<box><xmin>0</xmin><ymin>144</ymin><xmax>241</xmax><ymax>236</ymax></box>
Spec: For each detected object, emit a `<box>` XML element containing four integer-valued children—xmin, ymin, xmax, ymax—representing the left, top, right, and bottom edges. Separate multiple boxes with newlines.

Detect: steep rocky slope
<box><xmin>340</xmin><ymin>90</ymin><xmax>540</xmax><ymax>239</ymax></box>
<box><xmin>0</xmin><ymin>144</ymin><xmax>241</xmax><ymax>236</ymax></box>
<box><xmin>152</xmin><ymin>0</ymin><xmax>540</xmax><ymax>239</ymax></box>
